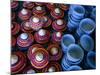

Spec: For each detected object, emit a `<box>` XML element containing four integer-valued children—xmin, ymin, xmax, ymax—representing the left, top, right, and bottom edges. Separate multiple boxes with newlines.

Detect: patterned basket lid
<box><xmin>17</xmin><ymin>33</ymin><xmax>34</xmax><ymax>48</ymax></box>
<box><xmin>21</xmin><ymin>21</ymin><xmax>33</xmax><ymax>33</ymax></box>
<box><xmin>23</xmin><ymin>1</ymin><xmax>35</xmax><ymax>9</ymax></box>
<box><xmin>47</xmin><ymin>44</ymin><xmax>62</xmax><ymax>61</ymax></box>
<box><xmin>29</xmin><ymin>16</ymin><xmax>44</xmax><ymax>31</ymax></box>
<box><xmin>30</xmin><ymin>48</ymin><xmax>49</xmax><ymax>69</ymax></box>
<box><xmin>42</xmin><ymin>62</ymin><xmax>61</xmax><ymax>72</ymax></box>
<box><xmin>34</xmin><ymin>29</ymin><xmax>50</xmax><ymax>44</ymax></box>
<box><xmin>11</xmin><ymin>51</ymin><xmax>26</xmax><ymax>74</ymax></box>
<box><xmin>11</xmin><ymin>22</ymin><xmax>20</xmax><ymax>35</ymax></box>
<box><xmin>50</xmin><ymin>7</ymin><xmax>64</xmax><ymax>19</ymax></box>
<box><xmin>18</xmin><ymin>8</ymin><xmax>31</xmax><ymax>21</ymax></box>
<box><xmin>28</xmin><ymin>44</ymin><xmax>43</xmax><ymax>60</ymax></box>
<box><xmin>52</xmin><ymin>19</ymin><xmax>66</xmax><ymax>31</ymax></box>
<box><xmin>32</xmin><ymin>6</ymin><xmax>46</xmax><ymax>16</ymax></box>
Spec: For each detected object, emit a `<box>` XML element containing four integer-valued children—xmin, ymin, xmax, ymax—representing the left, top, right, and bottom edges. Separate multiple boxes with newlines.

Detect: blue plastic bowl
<box><xmin>79</xmin><ymin>18</ymin><xmax>95</xmax><ymax>35</ymax></box>
<box><xmin>67</xmin><ymin>44</ymin><xmax>84</xmax><ymax>63</ymax></box>
<box><xmin>80</xmin><ymin>34</ymin><xmax>94</xmax><ymax>51</ymax></box>
<box><xmin>87</xmin><ymin>51</ymin><xmax>96</xmax><ymax>69</ymax></box>
<box><xmin>61</xmin><ymin>34</ymin><xmax>75</xmax><ymax>53</ymax></box>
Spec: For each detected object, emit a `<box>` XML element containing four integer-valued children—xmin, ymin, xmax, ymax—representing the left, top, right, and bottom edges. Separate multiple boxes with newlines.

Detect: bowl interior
<box><xmin>68</xmin><ymin>46</ymin><xmax>83</xmax><ymax>59</ymax></box>
<box><xmin>63</xmin><ymin>36</ymin><xmax>75</xmax><ymax>47</ymax></box>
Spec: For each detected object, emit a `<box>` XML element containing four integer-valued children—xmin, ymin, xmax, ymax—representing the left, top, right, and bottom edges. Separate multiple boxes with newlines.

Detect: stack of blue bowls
<box><xmin>67</xmin><ymin>5</ymin><xmax>85</xmax><ymax>31</ymax></box>
<box><xmin>61</xmin><ymin>5</ymin><xmax>96</xmax><ymax>71</ymax></box>
<box><xmin>61</xmin><ymin>44</ymin><xmax>84</xmax><ymax>71</ymax></box>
